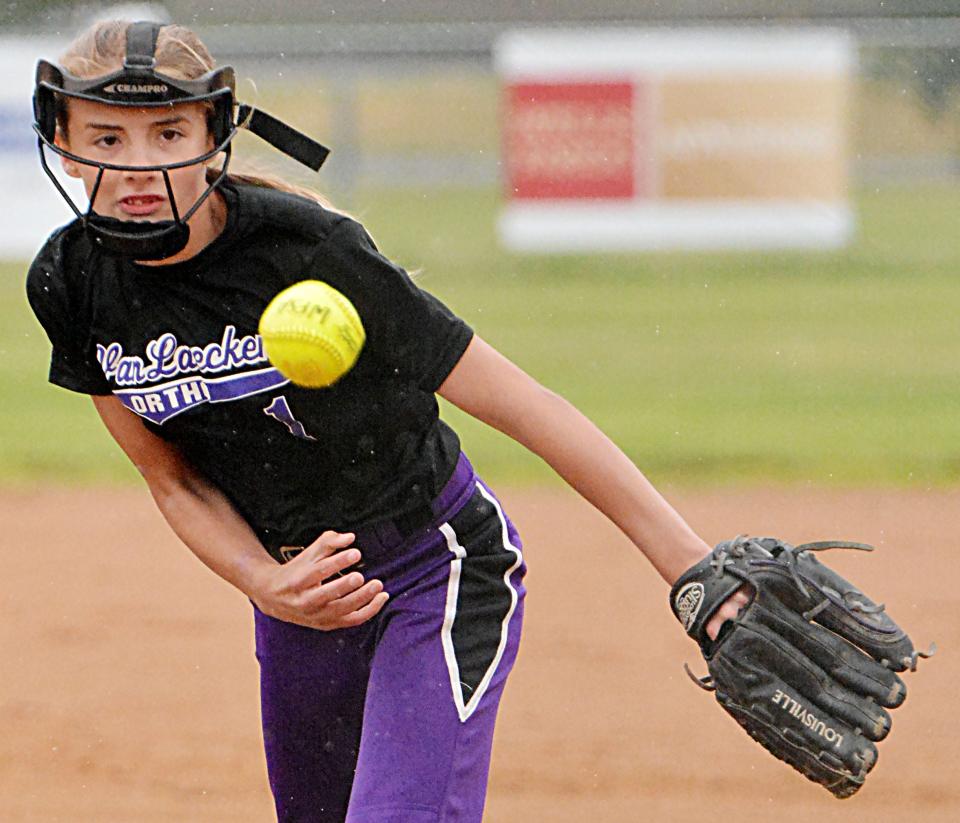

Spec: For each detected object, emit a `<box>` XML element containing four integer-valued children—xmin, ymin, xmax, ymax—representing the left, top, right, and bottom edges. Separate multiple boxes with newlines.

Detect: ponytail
<box><xmin>207</xmin><ymin>163</ymin><xmax>345</xmax><ymax>214</ymax></box>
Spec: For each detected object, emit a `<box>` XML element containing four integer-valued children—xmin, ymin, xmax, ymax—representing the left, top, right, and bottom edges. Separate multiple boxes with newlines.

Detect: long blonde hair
<box><xmin>57</xmin><ymin>19</ymin><xmax>338</xmax><ymax>210</ymax></box>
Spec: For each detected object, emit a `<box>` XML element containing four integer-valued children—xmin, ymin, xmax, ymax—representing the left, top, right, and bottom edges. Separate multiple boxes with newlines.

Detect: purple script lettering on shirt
<box><xmin>96</xmin><ymin>325</ymin><xmax>267</xmax><ymax>387</ymax></box>
<box><xmin>95</xmin><ymin>326</ymin><xmax>289</xmax><ymax>425</ymax></box>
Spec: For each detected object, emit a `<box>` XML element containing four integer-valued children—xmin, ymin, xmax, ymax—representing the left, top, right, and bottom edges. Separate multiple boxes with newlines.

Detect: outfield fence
<box><xmin>1</xmin><ymin>15</ymin><xmax>957</xmax><ymax>256</ymax></box>
<box><xmin>195</xmin><ymin>17</ymin><xmax>960</xmax><ymax>202</ymax></box>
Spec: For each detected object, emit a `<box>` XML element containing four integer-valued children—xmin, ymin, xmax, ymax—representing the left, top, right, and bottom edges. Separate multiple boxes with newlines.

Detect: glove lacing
<box><xmin>715</xmin><ymin>534</ymin><xmax>877</xmax><ymax>606</ymax></box>
<box><xmin>687</xmin><ymin>536</ymin><xmax>934</xmax><ymax>683</ymax></box>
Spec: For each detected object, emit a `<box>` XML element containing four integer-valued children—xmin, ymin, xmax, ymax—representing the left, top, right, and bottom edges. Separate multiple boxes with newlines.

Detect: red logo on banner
<box><xmin>504</xmin><ymin>81</ymin><xmax>638</xmax><ymax>200</ymax></box>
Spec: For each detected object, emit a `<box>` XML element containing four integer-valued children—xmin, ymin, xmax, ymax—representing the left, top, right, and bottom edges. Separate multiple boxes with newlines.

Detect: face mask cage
<box><xmin>34</xmin><ymin>83</ymin><xmax>239</xmax><ymax>260</ymax></box>
<box><xmin>32</xmin><ymin>21</ymin><xmax>331</xmax><ymax>261</ymax></box>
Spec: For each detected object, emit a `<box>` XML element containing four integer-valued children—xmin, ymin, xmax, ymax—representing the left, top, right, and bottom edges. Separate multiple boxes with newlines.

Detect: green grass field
<box><xmin>3</xmin><ymin>183</ymin><xmax>959</xmax><ymax>489</ymax></box>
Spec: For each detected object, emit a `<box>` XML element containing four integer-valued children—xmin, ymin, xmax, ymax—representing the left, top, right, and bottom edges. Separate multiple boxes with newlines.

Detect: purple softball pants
<box><xmin>253</xmin><ymin>455</ymin><xmax>526</xmax><ymax>822</ymax></box>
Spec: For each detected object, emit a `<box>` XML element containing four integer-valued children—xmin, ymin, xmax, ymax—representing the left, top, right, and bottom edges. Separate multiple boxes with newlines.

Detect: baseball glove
<box><xmin>670</xmin><ymin>536</ymin><xmax>932</xmax><ymax>798</ymax></box>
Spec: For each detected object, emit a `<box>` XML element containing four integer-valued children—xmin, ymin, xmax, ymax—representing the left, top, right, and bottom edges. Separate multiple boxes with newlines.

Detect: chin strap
<box><xmin>237</xmin><ymin>104</ymin><xmax>331</xmax><ymax>171</ymax></box>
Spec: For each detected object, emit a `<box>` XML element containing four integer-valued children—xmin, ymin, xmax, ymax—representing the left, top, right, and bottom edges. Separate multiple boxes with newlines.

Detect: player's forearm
<box><xmin>145</xmin><ymin>471</ymin><xmax>388</xmax><ymax>632</ymax></box>
<box><xmin>146</xmin><ymin>471</ymin><xmax>277</xmax><ymax>597</ymax></box>
<box><xmin>504</xmin><ymin>387</ymin><xmax>710</xmax><ymax>583</ymax></box>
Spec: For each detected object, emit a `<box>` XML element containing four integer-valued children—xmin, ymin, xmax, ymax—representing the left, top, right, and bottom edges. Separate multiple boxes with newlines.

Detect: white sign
<box><xmin>496</xmin><ymin>28</ymin><xmax>855</xmax><ymax>252</ymax></box>
<box><xmin>0</xmin><ymin>37</ymin><xmax>87</xmax><ymax>261</ymax></box>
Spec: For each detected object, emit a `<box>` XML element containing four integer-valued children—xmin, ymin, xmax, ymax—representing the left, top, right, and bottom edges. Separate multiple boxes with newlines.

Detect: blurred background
<box><xmin>1</xmin><ymin>0</ymin><xmax>959</xmax><ymax>488</ymax></box>
<box><xmin>2</xmin><ymin>5</ymin><xmax>958</xmax><ymax>822</ymax></box>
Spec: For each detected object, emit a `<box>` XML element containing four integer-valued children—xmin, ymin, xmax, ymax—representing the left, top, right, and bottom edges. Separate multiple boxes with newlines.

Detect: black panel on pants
<box><xmin>447</xmin><ymin>488</ymin><xmax>517</xmax><ymax>698</ymax></box>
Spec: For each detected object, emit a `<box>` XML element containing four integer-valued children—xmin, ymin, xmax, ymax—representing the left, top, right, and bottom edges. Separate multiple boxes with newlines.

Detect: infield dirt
<box><xmin>1</xmin><ymin>485</ymin><xmax>954</xmax><ymax>822</ymax></box>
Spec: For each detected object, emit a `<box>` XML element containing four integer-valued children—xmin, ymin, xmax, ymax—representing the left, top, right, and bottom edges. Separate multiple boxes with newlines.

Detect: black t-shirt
<box><xmin>25</xmin><ymin>180</ymin><xmax>474</xmax><ymax>551</ymax></box>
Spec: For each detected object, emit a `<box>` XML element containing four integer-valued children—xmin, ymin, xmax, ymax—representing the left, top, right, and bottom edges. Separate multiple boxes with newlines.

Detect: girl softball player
<box><xmin>27</xmin><ymin>20</ymin><xmax>743</xmax><ymax>823</ymax></box>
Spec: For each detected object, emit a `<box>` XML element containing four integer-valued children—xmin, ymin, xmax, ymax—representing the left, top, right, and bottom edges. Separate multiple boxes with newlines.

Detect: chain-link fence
<box><xmin>190</xmin><ymin>18</ymin><xmax>960</xmax><ymax>205</ymax></box>
<box><xmin>3</xmin><ymin>8</ymin><xmax>958</xmax><ymax>234</ymax></box>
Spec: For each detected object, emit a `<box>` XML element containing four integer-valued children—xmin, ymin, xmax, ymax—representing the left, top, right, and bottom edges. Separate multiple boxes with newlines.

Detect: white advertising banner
<box><xmin>0</xmin><ymin>37</ymin><xmax>86</xmax><ymax>262</ymax></box>
<box><xmin>495</xmin><ymin>28</ymin><xmax>855</xmax><ymax>252</ymax></box>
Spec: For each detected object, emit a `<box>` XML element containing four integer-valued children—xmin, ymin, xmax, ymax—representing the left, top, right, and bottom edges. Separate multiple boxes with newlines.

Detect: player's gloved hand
<box><xmin>704</xmin><ymin>585</ymin><xmax>751</xmax><ymax>640</ymax></box>
<box><xmin>251</xmin><ymin>530</ymin><xmax>389</xmax><ymax>630</ymax></box>
<box><xmin>670</xmin><ymin>535</ymin><xmax>932</xmax><ymax>798</ymax></box>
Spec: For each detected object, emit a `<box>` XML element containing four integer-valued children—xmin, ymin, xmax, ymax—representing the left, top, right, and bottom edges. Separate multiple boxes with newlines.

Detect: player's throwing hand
<box><xmin>250</xmin><ymin>531</ymin><xmax>389</xmax><ymax>630</ymax></box>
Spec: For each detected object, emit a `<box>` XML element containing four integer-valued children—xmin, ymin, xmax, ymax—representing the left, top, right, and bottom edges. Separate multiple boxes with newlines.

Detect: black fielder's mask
<box><xmin>33</xmin><ymin>20</ymin><xmax>331</xmax><ymax>261</ymax></box>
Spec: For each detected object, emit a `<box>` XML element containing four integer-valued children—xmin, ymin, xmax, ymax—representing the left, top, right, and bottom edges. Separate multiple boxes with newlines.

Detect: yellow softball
<box><xmin>258</xmin><ymin>280</ymin><xmax>366</xmax><ymax>388</ymax></box>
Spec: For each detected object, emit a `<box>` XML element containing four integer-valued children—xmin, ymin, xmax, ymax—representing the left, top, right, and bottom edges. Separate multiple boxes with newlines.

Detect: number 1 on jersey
<box><xmin>263</xmin><ymin>395</ymin><xmax>317</xmax><ymax>441</ymax></box>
